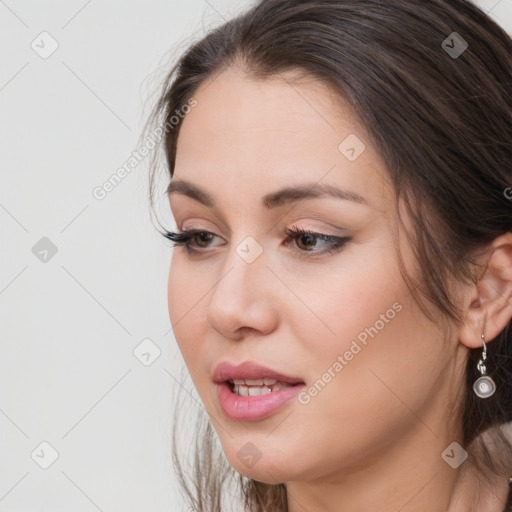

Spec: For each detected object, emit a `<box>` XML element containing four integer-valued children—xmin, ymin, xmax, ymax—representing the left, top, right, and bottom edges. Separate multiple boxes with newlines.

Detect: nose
<box><xmin>206</xmin><ymin>240</ymin><xmax>279</xmax><ymax>341</ymax></box>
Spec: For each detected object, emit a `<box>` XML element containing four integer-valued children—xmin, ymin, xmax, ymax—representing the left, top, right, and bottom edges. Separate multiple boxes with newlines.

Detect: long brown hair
<box><xmin>142</xmin><ymin>0</ymin><xmax>512</xmax><ymax>509</ymax></box>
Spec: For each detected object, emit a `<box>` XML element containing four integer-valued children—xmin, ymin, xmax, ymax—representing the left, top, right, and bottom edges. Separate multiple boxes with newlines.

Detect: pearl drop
<box><xmin>473</xmin><ymin>376</ymin><xmax>496</xmax><ymax>398</ymax></box>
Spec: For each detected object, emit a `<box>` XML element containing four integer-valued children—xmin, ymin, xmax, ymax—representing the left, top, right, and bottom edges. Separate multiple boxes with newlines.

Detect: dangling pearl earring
<box><xmin>473</xmin><ymin>333</ymin><xmax>496</xmax><ymax>398</ymax></box>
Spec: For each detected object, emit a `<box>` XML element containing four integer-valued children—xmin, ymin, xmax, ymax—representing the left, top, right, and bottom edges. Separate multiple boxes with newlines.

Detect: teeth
<box><xmin>244</xmin><ymin>378</ymin><xmax>265</xmax><ymax>385</ymax></box>
<box><xmin>237</xmin><ymin>385</ymin><xmax>249</xmax><ymax>397</ymax></box>
<box><xmin>232</xmin><ymin>382</ymin><xmax>293</xmax><ymax>396</ymax></box>
<box><xmin>249</xmin><ymin>386</ymin><xmax>269</xmax><ymax>396</ymax></box>
<box><xmin>231</xmin><ymin>378</ymin><xmax>279</xmax><ymax>386</ymax></box>
<box><xmin>233</xmin><ymin>385</ymin><xmax>272</xmax><ymax>396</ymax></box>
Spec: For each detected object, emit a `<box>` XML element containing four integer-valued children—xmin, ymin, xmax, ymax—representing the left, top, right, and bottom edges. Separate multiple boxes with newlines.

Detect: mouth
<box><xmin>213</xmin><ymin>360</ymin><xmax>306</xmax><ymax>421</ymax></box>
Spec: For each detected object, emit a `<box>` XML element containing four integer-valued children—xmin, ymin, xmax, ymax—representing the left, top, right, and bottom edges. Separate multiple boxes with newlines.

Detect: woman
<box><xmin>143</xmin><ymin>0</ymin><xmax>512</xmax><ymax>510</ymax></box>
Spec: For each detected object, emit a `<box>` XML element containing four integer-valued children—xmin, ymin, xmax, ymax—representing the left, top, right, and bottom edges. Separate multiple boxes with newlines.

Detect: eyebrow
<box><xmin>167</xmin><ymin>179</ymin><xmax>368</xmax><ymax>209</ymax></box>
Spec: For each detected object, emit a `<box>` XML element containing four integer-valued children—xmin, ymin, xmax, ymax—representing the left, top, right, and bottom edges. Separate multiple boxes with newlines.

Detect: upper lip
<box><xmin>212</xmin><ymin>360</ymin><xmax>304</xmax><ymax>384</ymax></box>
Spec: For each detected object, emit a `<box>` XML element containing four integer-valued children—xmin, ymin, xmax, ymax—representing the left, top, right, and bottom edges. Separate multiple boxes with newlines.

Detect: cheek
<box><xmin>287</xmin><ymin>241</ymin><xmax>444</xmax><ymax>430</ymax></box>
<box><xmin>167</xmin><ymin>255</ymin><xmax>205</xmax><ymax>369</ymax></box>
<box><xmin>302</xmin><ymin>302</ymin><xmax>441</xmax><ymax>424</ymax></box>
<box><xmin>287</xmin><ymin>238</ymin><xmax>406</xmax><ymax>358</ymax></box>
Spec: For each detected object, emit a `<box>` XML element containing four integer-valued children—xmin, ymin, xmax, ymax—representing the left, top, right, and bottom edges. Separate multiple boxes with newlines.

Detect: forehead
<box><xmin>177</xmin><ymin>66</ymin><xmax>363</xmax><ymax>153</ymax></box>
<box><xmin>172</xmin><ymin>65</ymin><xmax>390</xmax><ymax>212</ymax></box>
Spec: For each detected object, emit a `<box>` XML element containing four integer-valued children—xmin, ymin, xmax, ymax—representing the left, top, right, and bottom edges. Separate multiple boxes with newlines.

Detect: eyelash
<box><xmin>162</xmin><ymin>226</ymin><xmax>351</xmax><ymax>257</ymax></box>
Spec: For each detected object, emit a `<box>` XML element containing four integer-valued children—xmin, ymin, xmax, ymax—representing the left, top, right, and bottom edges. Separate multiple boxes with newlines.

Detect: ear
<box><xmin>458</xmin><ymin>232</ymin><xmax>512</xmax><ymax>348</ymax></box>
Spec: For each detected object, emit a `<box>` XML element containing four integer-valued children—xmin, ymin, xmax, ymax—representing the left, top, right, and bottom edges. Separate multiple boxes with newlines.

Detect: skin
<box><xmin>167</xmin><ymin>65</ymin><xmax>512</xmax><ymax>511</ymax></box>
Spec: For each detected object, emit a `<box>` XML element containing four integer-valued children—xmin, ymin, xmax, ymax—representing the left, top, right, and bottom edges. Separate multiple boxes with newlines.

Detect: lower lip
<box><xmin>216</xmin><ymin>381</ymin><xmax>305</xmax><ymax>421</ymax></box>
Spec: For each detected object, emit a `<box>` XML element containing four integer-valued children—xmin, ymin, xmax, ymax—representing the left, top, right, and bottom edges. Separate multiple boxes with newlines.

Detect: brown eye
<box><xmin>163</xmin><ymin>229</ymin><xmax>221</xmax><ymax>253</ymax></box>
<box><xmin>284</xmin><ymin>226</ymin><xmax>351</xmax><ymax>257</ymax></box>
<box><xmin>295</xmin><ymin>232</ymin><xmax>318</xmax><ymax>251</ymax></box>
<box><xmin>194</xmin><ymin>232</ymin><xmax>214</xmax><ymax>248</ymax></box>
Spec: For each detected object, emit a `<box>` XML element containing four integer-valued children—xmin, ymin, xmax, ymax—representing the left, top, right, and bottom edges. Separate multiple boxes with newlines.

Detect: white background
<box><xmin>1</xmin><ymin>1</ymin><xmax>511</xmax><ymax>511</ymax></box>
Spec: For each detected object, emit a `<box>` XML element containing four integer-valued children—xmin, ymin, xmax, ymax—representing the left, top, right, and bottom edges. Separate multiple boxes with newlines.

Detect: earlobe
<box><xmin>458</xmin><ymin>232</ymin><xmax>512</xmax><ymax>348</ymax></box>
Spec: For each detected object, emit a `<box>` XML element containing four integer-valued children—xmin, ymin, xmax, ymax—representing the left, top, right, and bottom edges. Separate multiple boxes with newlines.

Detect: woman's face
<box><xmin>167</xmin><ymin>66</ymin><xmax>463</xmax><ymax>485</ymax></box>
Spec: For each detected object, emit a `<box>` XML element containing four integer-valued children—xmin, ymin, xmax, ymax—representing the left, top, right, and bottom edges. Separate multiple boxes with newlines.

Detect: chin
<box><xmin>223</xmin><ymin>447</ymin><xmax>296</xmax><ymax>484</ymax></box>
<box><xmin>233</xmin><ymin>463</ymin><xmax>288</xmax><ymax>485</ymax></box>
